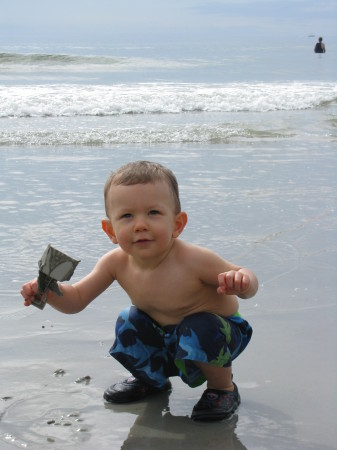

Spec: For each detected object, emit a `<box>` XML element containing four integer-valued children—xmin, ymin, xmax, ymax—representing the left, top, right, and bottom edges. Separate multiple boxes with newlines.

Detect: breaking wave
<box><xmin>1</xmin><ymin>82</ymin><xmax>336</xmax><ymax>118</ymax></box>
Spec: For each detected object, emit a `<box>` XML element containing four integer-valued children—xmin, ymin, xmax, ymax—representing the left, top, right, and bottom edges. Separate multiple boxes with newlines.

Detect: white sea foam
<box><xmin>1</xmin><ymin>82</ymin><xmax>336</xmax><ymax>119</ymax></box>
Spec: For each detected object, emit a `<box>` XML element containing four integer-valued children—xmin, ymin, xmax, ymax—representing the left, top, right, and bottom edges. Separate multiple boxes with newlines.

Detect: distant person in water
<box><xmin>314</xmin><ymin>37</ymin><xmax>326</xmax><ymax>53</ymax></box>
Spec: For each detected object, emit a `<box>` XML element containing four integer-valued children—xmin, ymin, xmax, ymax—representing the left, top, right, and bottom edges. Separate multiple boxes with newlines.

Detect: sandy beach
<box><xmin>0</xmin><ymin>139</ymin><xmax>336</xmax><ymax>449</ymax></box>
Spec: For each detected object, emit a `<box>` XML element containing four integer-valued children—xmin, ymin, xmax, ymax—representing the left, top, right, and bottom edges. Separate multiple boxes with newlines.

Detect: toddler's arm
<box><xmin>21</xmin><ymin>250</ymin><xmax>117</xmax><ymax>313</ymax></box>
<box><xmin>21</xmin><ymin>278</ymin><xmax>89</xmax><ymax>313</ymax></box>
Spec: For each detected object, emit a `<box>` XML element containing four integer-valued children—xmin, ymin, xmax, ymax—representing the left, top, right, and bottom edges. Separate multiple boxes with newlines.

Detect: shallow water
<box><xmin>0</xmin><ymin>140</ymin><xmax>336</xmax><ymax>449</ymax></box>
<box><xmin>1</xmin><ymin>38</ymin><xmax>336</xmax><ymax>449</ymax></box>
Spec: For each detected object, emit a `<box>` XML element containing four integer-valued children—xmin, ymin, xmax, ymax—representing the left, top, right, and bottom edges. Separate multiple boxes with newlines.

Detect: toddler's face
<box><xmin>105</xmin><ymin>181</ymin><xmax>180</xmax><ymax>259</ymax></box>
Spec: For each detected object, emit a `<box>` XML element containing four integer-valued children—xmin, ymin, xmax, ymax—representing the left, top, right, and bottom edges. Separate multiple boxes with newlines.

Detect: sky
<box><xmin>1</xmin><ymin>0</ymin><xmax>336</xmax><ymax>46</ymax></box>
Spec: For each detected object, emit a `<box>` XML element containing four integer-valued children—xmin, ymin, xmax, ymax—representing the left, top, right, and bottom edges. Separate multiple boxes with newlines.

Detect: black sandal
<box><xmin>103</xmin><ymin>376</ymin><xmax>172</xmax><ymax>403</ymax></box>
<box><xmin>191</xmin><ymin>383</ymin><xmax>240</xmax><ymax>421</ymax></box>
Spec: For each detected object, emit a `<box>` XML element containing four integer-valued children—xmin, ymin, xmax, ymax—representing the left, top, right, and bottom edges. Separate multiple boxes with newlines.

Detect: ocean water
<box><xmin>0</xmin><ymin>41</ymin><xmax>336</xmax><ymax>449</ymax></box>
<box><xmin>1</xmin><ymin>41</ymin><xmax>336</xmax><ymax>147</ymax></box>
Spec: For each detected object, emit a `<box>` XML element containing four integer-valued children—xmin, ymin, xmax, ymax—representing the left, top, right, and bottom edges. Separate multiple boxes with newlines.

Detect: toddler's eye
<box><xmin>121</xmin><ymin>213</ymin><xmax>132</xmax><ymax>219</ymax></box>
<box><xmin>149</xmin><ymin>210</ymin><xmax>160</xmax><ymax>215</ymax></box>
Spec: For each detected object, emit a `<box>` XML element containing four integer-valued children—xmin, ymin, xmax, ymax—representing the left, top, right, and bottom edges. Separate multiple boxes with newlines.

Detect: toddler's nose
<box><xmin>134</xmin><ymin>216</ymin><xmax>148</xmax><ymax>231</ymax></box>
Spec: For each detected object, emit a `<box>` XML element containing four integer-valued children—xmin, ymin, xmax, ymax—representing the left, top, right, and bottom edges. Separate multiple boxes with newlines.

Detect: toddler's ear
<box><xmin>173</xmin><ymin>212</ymin><xmax>188</xmax><ymax>238</ymax></box>
<box><xmin>102</xmin><ymin>219</ymin><xmax>118</xmax><ymax>244</ymax></box>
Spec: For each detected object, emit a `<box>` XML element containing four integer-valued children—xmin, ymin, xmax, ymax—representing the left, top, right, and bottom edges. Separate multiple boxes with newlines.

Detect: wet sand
<box><xmin>0</xmin><ymin>143</ymin><xmax>336</xmax><ymax>449</ymax></box>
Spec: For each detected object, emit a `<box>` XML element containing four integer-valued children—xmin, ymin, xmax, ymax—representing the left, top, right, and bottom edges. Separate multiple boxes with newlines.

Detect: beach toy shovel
<box><xmin>32</xmin><ymin>244</ymin><xmax>80</xmax><ymax>310</ymax></box>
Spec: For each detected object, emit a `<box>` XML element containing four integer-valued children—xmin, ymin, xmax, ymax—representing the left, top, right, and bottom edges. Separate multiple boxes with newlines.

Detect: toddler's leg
<box><xmin>109</xmin><ymin>306</ymin><xmax>174</xmax><ymax>388</ymax></box>
<box><xmin>104</xmin><ymin>306</ymin><xmax>178</xmax><ymax>403</ymax></box>
<box><xmin>194</xmin><ymin>362</ymin><xmax>234</xmax><ymax>391</ymax></box>
<box><xmin>175</xmin><ymin>312</ymin><xmax>251</xmax><ymax>421</ymax></box>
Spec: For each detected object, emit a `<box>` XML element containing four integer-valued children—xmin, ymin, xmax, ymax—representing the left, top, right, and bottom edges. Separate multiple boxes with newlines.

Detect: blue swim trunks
<box><xmin>110</xmin><ymin>306</ymin><xmax>252</xmax><ymax>389</ymax></box>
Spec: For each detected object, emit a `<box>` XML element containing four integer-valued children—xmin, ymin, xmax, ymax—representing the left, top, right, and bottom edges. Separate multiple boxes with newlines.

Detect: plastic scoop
<box><xmin>32</xmin><ymin>244</ymin><xmax>80</xmax><ymax>310</ymax></box>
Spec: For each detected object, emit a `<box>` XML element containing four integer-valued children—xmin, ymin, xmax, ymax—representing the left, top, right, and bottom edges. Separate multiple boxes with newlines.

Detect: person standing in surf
<box><xmin>314</xmin><ymin>37</ymin><xmax>326</xmax><ymax>53</ymax></box>
<box><xmin>21</xmin><ymin>160</ymin><xmax>258</xmax><ymax>421</ymax></box>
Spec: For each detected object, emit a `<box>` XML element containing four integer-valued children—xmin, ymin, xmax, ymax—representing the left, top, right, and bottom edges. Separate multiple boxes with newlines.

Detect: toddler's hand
<box><xmin>21</xmin><ymin>278</ymin><xmax>38</xmax><ymax>307</ymax></box>
<box><xmin>217</xmin><ymin>270</ymin><xmax>250</xmax><ymax>296</ymax></box>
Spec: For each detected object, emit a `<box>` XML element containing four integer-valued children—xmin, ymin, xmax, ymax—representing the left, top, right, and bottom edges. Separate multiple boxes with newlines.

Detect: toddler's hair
<box><xmin>104</xmin><ymin>161</ymin><xmax>181</xmax><ymax>215</ymax></box>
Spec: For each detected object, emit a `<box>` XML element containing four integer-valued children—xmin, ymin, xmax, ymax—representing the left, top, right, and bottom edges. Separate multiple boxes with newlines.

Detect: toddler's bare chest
<box><xmin>118</xmin><ymin>266</ymin><xmax>202</xmax><ymax>304</ymax></box>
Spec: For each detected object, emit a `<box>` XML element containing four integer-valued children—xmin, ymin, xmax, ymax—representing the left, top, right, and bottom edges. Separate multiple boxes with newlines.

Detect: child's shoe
<box><xmin>191</xmin><ymin>383</ymin><xmax>240</xmax><ymax>421</ymax></box>
<box><xmin>103</xmin><ymin>376</ymin><xmax>172</xmax><ymax>403</ymax></box>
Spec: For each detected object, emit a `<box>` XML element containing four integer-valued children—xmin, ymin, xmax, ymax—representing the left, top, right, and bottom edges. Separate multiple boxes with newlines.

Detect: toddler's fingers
<box><xmin>225</xmin><ymin>271</ymin><xmax>237</xmax><ymax>290</ymax></box>
<box><xmin>24</xmin><ymin>297</ymin><xmax>33</xmax><ymax>307</ymax></box>
<box><xmin>21</xmin><ymin>279</ymin><xmax>38</xmax><ymax>300</ymax></box>
<box><xmin>240</xmin><ymin>274</ymin><xmax>250</xmax><ymax>292</ymax></box>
